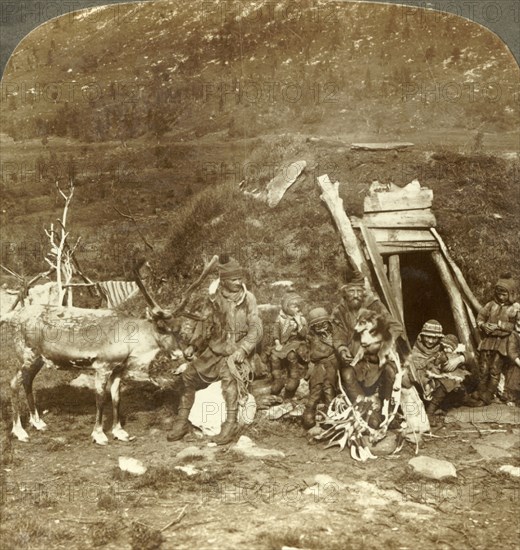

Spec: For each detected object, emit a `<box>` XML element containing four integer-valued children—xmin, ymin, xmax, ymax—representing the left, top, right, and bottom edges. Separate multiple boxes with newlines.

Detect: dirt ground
<box><xmin>1</xmin><ymin>369</ymin><xmax>519</xmax><ymax>550</ymax></box>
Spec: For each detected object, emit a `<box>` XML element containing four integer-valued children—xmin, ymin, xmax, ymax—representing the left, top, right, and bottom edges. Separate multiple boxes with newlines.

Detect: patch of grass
<box><xmin>97</xmin><ymin>490</ymin><xmax>119</xmax><ymax>511</ymax></box>
<box><xmin>258</xmin><ymin>529</ymin><xmax>356</xmax><ymax>550</ymax></box>
<box><xmin>90</xmin><ymin>519</ymin><xmax>121</xmax><ymax>547</ymax></box>
<box><xmin>131</xmin><ymin>521</ymin><xmax>164</xmax><ymax>550</ymax></box>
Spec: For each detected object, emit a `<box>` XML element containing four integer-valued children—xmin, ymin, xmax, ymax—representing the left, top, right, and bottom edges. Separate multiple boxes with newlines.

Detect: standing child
<box><xmin>270</xmin><ymin>293</ymin><xmax>308</xmax><ymax>399</ymax></box>
<box><xmin>474</xmin><ymin>274</ymin><xmax>519</xmax><ymax>405</ymax></box>
<box><xmin>504</xmin><ymin>312</ymin><xmax>520</xmax><ymax>406</ymax></box>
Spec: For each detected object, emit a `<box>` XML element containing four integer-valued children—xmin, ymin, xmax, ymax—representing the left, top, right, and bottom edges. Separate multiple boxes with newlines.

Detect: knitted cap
<box><xmin>308</xmin><ymin>307</ymin><xmax>330</xmax><ymax>327</ymax></box>
<box><xmin>420</xmin><ymin>319</ymin><xmax>443</xmax><ymax>338</ymax></box>
<box><xmin>218</xmin><ymin>257</ymin><xmax>243</xmax><ymax>280</ymax></box>
<box><xmin>441</xmin><ymin>334</ymin><xmax>459</xmax><ymax>351</ymax></box>
<box><xmin>281</xmin><ymin>293</ymin><xmax>302</xmax><ymax>314</ymax></box>
<box><xmin>495</xmin><ymin>274</ymin><xmax>517</xmax><ymax>301</ymax></box>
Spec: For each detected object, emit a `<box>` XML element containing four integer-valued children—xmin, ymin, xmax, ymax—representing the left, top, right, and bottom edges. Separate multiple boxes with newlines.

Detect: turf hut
<box><xmin>318</xmin><ymin>175</ymin><xmax>481</xmax><ymax>358</ymax></box>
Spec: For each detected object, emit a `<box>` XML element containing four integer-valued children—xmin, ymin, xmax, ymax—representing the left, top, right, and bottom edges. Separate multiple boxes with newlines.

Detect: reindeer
<box><xmin>3</xmin><ymin>256</ymin><xmax>218</xmax><ymax>445</ymax></box>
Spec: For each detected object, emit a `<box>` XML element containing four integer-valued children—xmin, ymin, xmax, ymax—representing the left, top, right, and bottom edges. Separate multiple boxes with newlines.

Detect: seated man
<box><xmin>167</xmin><ymin>257</ymin><xmax>263</xmax><ymax>445</ymax></box>
<box><xmin>339</xmin><ymin>309</ymin><xmax>398</xmax><ymax>429</ymax></box>
<box><xmin>332</xmin><ymin>268</ymin><xmax>402</xmax><ymax>360</ymax></box>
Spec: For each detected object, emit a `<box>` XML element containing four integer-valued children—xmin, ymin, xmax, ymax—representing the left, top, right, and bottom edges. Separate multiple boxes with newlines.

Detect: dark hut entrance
<box><xmin>399</xmin><ymin>252</ymin><xmax>456</xmax><ymax>344</ymax></box>
<box><xmin>345</xmin><ymin>179</ymin><xmax>481</xmax><ymax>358</ymax></box>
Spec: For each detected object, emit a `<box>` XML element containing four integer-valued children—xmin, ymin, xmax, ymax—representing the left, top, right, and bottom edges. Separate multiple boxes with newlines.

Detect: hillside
<box><xmin>0</xmin><ymin>0</ymin><xmax>519</xmax><ymax>314</ymax></box>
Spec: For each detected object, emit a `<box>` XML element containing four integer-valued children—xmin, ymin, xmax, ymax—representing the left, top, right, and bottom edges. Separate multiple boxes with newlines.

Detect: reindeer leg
<box><xmin>11</xmin><ymin>370</ymin><xmax>29</xmax><ymax>442</ymax></box>
<box><xmin>110</xmin><ymin>374</ymin><xmax>130</xmax><ymax>442</ymax></box>
<box><xmin>91</xmin><ymin>364</ymin><xmax>111</xmax><ymax>445</ymax></box>
<box><xmin>23</xmin><ymin>357</ymin><xmax>47</xmax><ymax>431</ymax></box>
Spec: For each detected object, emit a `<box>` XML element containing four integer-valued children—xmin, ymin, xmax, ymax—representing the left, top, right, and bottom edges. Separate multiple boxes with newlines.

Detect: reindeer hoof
<box><xmin>91</xmin><ymin>431</ymin><xmax>109</xmax><ymax>446</ymax></box>
<box><xmin>12</xmin><ymin>427</ymin><xmax>30</xmax><ymax>442</ymax></box>
<box><xmin>112</xmin><ymin>427</ymin><xmax>130</xmax><ymax>442</ymax></box>
<box><xmin>30</xmin><ymin>418</ymin><xmax>48</xmax><ymax>431</ymax></box>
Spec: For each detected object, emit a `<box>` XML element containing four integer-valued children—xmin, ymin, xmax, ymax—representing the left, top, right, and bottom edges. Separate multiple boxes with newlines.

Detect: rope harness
<box><xmin>227</xmin><ymin>355</ymin><xmax>255</xmax><ymax>402</ymax></box>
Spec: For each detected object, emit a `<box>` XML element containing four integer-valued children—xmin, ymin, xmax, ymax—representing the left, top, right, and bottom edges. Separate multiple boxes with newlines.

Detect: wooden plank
<box><xmin>363</xmin><ymin>210</ymin><xmax>437</xmax><ymax>228</ymax></box>
<box><xmin>364</xmin><ymin>190</ymin><xmax>433</xmax><ymax>213</ymax></box>
<box><xmin>317</xmin><ymin>175</ymin><xmax>372</xmax><ymax>284</ymax></box>
<box><xmin>378</xmin><ymin>242</ymin><xmax>439</xmax><ymax>254</ymax></box>
<box><xmin>358</xmin><ymin>221</ymin><xmax>410</xmax><ymax>347</ymax></box>
<box><xmin>430</xmin><ymin>228</ymin><xmax>482</xmax><ymax>314</ymax></box>
<box><xmin>351</xmin><ymin>142</ymin><xmax>414</xmax><ymax>151</ymax></box>
<box><xmin>431</xmin><ymin>251</ymin><xmax>477</xmax><ymax>361</ymax></box>
<box><xmin>388</xmin><ymin>255</ymin><xmax>403</xmax><ymax>320</ymax></box>
<box><xmin>371</xmin><ymin>228</ymin><xmax>436</xmax><ymax>243</ymax></box>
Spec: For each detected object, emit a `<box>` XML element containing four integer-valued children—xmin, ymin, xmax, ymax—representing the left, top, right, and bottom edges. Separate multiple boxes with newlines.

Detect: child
<box><xmin>270</xmin><ymin>293</ymin><xmax>308</xmax><ymax>399</ymax></box>
<box><xmin>302</xmin><ymin>307</ymin><xmax>342</xmax><ymax>429</ymax></box>
<box><xmin>474</xmin><ymin>274</ymin><xmax>519</xmax><ymax>405</ymax></box>
<box><xmin>504</xmin><ymin>312</ymin><xmax>520</xmax><ymax>406</ymax></box>
<box><xmin>424</xmin><ymin>334</ymin><xmax>470</xmax><ymax>419</ymax></box>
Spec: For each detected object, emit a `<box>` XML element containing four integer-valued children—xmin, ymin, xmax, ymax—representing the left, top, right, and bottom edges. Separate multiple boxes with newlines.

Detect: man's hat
<box><xmin>342</xmin><ymin>266</ymin><xmax>365</xmax><ymax>291</ymax></box>
<box><xmin>218</xmin><ymin>255</ymin><xmax>243</xmax><ymax>280</ymax></box>
<box><xmin>420</xmin><ymin>319</ymin><xmax>444</xmax><ymax>338</ymax></box>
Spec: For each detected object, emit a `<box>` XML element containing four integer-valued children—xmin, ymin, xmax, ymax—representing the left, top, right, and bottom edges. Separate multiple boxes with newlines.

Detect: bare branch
<box><xmin>113</xmin><ymin>206</ymin><xmax>154</xmax><ymax>251</ymax></box>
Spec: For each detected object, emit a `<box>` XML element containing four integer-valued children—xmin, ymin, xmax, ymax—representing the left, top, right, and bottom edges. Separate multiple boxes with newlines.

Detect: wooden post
<box><xmin>431</xmin><ymin>251</ymin><xmax>476</xmax><ymax>358</ymax></box>
<box><xmin>388</xmin><ymin>255</ymin><xmax>403</xmax><ymax>320</ymax></box>
<box><xmin>430</xmin><ymin>228</ymin><xmax>481</xmax><ymax>313</ymax></box>
<box><xmin>317</xmin><ymin>174</ymin><xmax>371</xmax><ymax>283</ymax></box>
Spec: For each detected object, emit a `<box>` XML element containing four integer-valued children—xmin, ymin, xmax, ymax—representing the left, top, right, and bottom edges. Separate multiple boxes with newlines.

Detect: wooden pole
<box><xmin>317</xmin><ymin>174</ymin><xmax>371</xmax><ymax>283</ymax></box>
<box><xmin>430</xmin><ymin>228</ymin><xmax>481</xmax><ymax>313</ymax></box>
<box><xmin>388</xmin><ymin>255</ymin><xmax>403</xmax><ymax>320</ymax></box>
<box><xmin>431</xmin><ymin>251</ymin><xmax>476</xmax><ymax>359</ymax></box>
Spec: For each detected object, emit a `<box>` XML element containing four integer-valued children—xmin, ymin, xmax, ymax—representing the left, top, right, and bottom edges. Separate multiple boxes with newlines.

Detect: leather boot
<box><xmin>166</xmin><ymin>408</ymin><xmax>191</xmax><ymax>441</ymax></box>
<box><xmin>425</xmin><ymin>386</ymin><xmax>447</xmax><ymax>426</ymax></box>
<box><xmin>213</xmin><ymin>420</ymin><xmax>239</xmax><ymax>445</ymax></box>
<box><xmin>166</xmin><ymin>368</ymin><xmax>198</xmax><ymax>442</ymax></box>
<box><xmin>284</xmin><ymin>366</ymin><xmax>302</xmax><ymax>399</ymax></box>
<box><xmin>214</xmin><ymin>371</ymin><xmax>240</xmax><ymax>445</ymax></box>
<box><xmin>302</xmin><ymin>406</ymin><xmax>317</xmax><ymax>429</ymax></box>
<box><xmin>271</xmin><ymin>368</ymin><xmax>285</xmax><ymax>395</ymax></box>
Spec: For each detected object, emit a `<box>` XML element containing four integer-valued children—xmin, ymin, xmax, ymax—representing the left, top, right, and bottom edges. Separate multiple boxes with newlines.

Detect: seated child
<box><xmin>302</xmin><ymin>307</ymin><xmax>342</xmax><ymax>429</ymax></box>
<box><xmin>270</xmin><ymin>293</ymin><xmax>308</xmax><ymax>399</ymax></box>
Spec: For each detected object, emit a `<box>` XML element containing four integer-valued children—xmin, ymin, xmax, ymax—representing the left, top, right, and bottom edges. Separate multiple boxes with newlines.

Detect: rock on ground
<box><xmin>231</xmin><ymin>436</ymin><xmax>285</xmax><ymax>459</ymax></box>
<box><xmin>471</xmin><ymin>432</ymin><xmax>519</xmax><ymax>460</ymax></box>
<box><xmin>408</xmin><ymin>456</ymin><xmax>457</xmax><ymax>481</ymax></box>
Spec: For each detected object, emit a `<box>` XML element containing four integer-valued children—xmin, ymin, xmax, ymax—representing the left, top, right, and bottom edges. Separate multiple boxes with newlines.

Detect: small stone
<box><xmin>498</xmin><ymin>465</ymin><xmax>520</xmax><ymax>478</ymax></box>
<box><xmin>231</xmin><ymin>436</ymin><xmax>285</xmax><ymax>459</ymax></box>
<box><xmin>408</xmin><ymin>456</ymin><xmax>457</xmax><ymax>481</ymax></box>
<box><xmin>174</xmin><ymin>465</ymin><xmax>200</xmax><ymax>476</ymax></box>
<box><xmin>118</xmin><ymin>457</ymin><xmax>147</xmax><ymax>476</ymax></box>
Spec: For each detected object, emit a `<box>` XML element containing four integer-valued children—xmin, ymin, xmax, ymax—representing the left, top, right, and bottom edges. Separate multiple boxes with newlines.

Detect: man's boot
<box><xmin>166</xmin><ymin>368</ymin><xmax>198</xmax><ymax>442</ymax></box>
<box><xmin>213</xmin><ymin>419</ymin><xmax>239</xmax><ymax>445</ymax></box>
<box><xmin>214</xmin><ymin>372</ymin><xmax>240</xmax><ymax>445</ymax></box>
<box><xmin>166</xmin><ymin>407</ymin><xmax>191</xmax><ymax>441</ymax></box>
